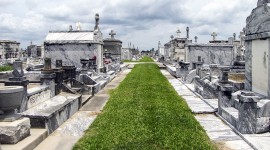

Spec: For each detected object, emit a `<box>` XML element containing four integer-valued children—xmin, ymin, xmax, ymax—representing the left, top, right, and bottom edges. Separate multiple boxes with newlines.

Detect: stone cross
<box><xmin>195</xmin><ymin>36</ymin><xmax>198</xmax><ymax>43</ymax></box>
<box><xmin>186</xmin><ymin>27</ymin><xmax>189</xmax><ymax>39</ymax></box>
<box><xmin>233</xmin><ymin>33</ymin><xmax>236</xmax><ymax>40</ymax></box>
<box><xmin>211</xmin><ymin>32</ymin><xmax>217</xmax><ymax>41</ymax></box>
<box><xmin>109</xmin><ymin>30</ymin><xmax>116</xmax><ymax>39</ymax></box>
<box><xmin>176</xmin><ymin>29</ymin><xmax>181</xmax><ymax>38</ymax></box>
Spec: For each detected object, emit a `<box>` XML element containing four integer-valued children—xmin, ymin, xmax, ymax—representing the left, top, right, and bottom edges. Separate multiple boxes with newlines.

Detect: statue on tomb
<box><xmin>76</xmin><ymin>22</ymin><xmax>82</xmax><ymax>31</ymax></box>
<box><xmin>94</xmin><ymin>13</ymin><xmax>100</xmax><ymax>30</ymax></box>
<box><xmin>12</xmin><ymin>60</ymin><xmax>24</xmax><ymax>77</ymax></box>
<box><xmin>69</xmin><ymin>25</ymin><xmax>73</xmax><ymax>31</ymax></box>
<box><xmin>257</xmin><ymin>0</ymin><xmax>270</xmax><ymax>6</ymax></box>
<box><xmin>186</xmin><ymin>27</ymin><xmax>189</xmax><ymax>39</ymax></box>
<box><xmin>194</xmin><ymin>36</ymin><xmax>198</xmax><ymax>43</ymax></box>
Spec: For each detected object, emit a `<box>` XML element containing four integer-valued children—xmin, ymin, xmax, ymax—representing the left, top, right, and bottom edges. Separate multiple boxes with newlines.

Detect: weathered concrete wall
<box><xmin>44</xmin><ymin>43</ymin><xmax>99</xmax><ymax>68</ymax></box>
<box><xmin>252</xmin><ymin>39</ymin><xmax>269</xmax><ymax>96</ymax></box>
<box><xmin>103</xmin><ymin>40</ymin><xmax>122</xmax><ymax>59</ymax></box>
<box><xmin>187</xmin><ymin>44</ymin><xmax>234</xmax><ymax>66</ymax></box>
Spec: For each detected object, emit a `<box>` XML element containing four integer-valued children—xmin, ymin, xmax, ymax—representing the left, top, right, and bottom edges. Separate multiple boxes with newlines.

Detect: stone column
<box><xmin>217</xmin><ymin>66</ymin><xmax>233</xmax><ymax>115</ymax></box>
<box><xmin>237</xmin><ymin>91</ymin><xmax>259</xmax><ymax>134</ymax></box>
<box><xmin>96</xmin><ymin>44</ymin><xmax>103</xmax><ymax>73</ymax></box>
<box><xmin>54</xmin><ymin>60</ymin><xmax>64</xmax><ymax>95</ymax></box>
<box><xmin>41</xmin><ymin>58</ymin><xmax>56</xmax><ymax>97</ymax></box>
<box><xmin>196</xmin><ymin>62</ymin><xmax>203</xmax><ymax>76</ymax></box>
<box><xmin>209</xmin><ymin>64</ymin><xmax>219</xmax><ymax>81</ymax></box>
<box><xmin>175</xmin><ymin>63</ymin><xmax>181</xmax><ymax>78</ymax></box>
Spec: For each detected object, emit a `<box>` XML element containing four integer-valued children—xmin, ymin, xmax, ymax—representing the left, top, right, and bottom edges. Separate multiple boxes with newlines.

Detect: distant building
<box><xmin>44</xmin><ymin>14</ymin><xmax>104</xmax><ymax>71</ymax></box>
<box><xmin>0</xmin><ymin>40</ymin><xmax>20</xmax><ymax>60</ymax></box>
<box><xmin>163</xmin><ymin>28</ymin><xmax>192</xmax><ymax>61</ymax></box>
<box><xmin>27</xmin><ymin>43</ymin><xmax>44</xmax><ymax>58</ymax></box>
<box><xmin>103</xmin><ymin>30</ymin><xmax>122</xmax><ymax>61</ymax></box>
<box><xmin>185</xmin><ymin>33</ymin><xmax>241</xmax><ymax>69</ymax></box>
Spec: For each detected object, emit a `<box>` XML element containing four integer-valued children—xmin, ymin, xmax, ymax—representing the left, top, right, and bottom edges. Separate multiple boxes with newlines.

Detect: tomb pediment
<box><xmin>44</xmin><ymin>31</ymin><xmax>103</xmax><ymax>44</ymax></box>
<box><xmin>246</xmin><ymin>3</ymin><xmax>270</xmax><ymax>35</ymax></box>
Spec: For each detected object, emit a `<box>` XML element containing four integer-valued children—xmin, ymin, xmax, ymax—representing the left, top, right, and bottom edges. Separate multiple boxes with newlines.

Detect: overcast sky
<box><xmin>0</xmin><ymin>0</ymin><xmax>257</xmax><ymax>50</ymax></box>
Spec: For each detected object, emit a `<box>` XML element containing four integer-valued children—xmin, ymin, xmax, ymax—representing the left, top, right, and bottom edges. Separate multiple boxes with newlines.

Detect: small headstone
<box><xmin>12</xmin><ymin>60</ymin><xmax>24</xmax><ymax>77</ymax></box>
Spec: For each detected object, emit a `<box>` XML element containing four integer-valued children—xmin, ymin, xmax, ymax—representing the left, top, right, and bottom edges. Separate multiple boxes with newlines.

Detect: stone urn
<box><xmin>0</xmin><ymin>86</ymin><xmax>24</xmax><ymax>113</ymax></box>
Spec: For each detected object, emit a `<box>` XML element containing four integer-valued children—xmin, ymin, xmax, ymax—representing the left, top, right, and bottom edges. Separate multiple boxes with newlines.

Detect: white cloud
<box><xmin>0</xmin><ymin>0</ymin><xmax>258</xmax><ymax>49</ymax></box>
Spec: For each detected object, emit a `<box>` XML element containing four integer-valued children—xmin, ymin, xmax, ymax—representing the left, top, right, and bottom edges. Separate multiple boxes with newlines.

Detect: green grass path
<box><xmin>73</xmin><ymin>64</ymin><xmax>215</xmax><ymax>150</ymax></box>
<box><xmin>122</xmin><ymin>56</ymin><xmax>154</xmax><ymax>62</ymax></box>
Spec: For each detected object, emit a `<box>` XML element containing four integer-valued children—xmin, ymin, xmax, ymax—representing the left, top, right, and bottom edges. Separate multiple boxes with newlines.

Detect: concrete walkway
<box><xmin>160</xmin><ymin>68</ymin><xmax>253</xmax><ymax>150</ymax></box>
<box><xmin>34</xmin><ymin>69</ymin><xmax>131</xmax><ymax>150</ymax></box>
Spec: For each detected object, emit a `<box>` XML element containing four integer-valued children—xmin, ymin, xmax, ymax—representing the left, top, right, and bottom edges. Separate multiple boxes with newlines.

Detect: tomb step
<box><xmin>92</xmin><ymin>76</ymin><xmax>101</xmax><ymax>81</ymax></box>
<box><xmin>107</xmin><ymin>70</ymin><xmax>115</xmax><ymax>76</ymax></box>
<box><xmin>71</xmin><ymin>87</ymin><xmax>81</xmax><ymax>92</ymax></box>
<box><xmin>98</xmin><ymin>80</ymin><xmax>107</xmax><ymax>90</ymax></box>
<box><xmin>257</xmin><ymin>99</ymin><xmax>270</xmax><ymax>117</ymax></box>
<box><xmin>221</xmin><ymin>107</ymin><xmax>239</xmax><ymax>128</ymax></box>
<box><xmin>81</xmin><ymin>95</ymin><xmax>93</xmax><ymax>105</ymax></box>
<box><xmin>21</xmin><ymin>92</ymin><xmax>81</xmax><ymax>134</ymax></box>
<box><xmin>1</xmin><ymin>129</ymin><xmax>48</xmax><ymax>150</ymax></box>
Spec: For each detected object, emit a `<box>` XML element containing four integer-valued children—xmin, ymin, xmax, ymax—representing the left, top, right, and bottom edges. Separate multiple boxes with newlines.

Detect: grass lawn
<box><xmin>0</xmin><ymin>65</ymin><xmax>13</xmax><ymax>72</ymax></box>
<box><xmin>73</xmin><ymin>64</ymin><xmax>216</xmax><ymax>150</ymax></box>
<box><xmin>122</xmin><ymin>56</ymin><xmax>154</xmax><ymax>62</ymax></box>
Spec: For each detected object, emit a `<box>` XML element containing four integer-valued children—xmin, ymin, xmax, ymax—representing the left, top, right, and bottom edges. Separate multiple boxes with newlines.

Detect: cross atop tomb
<box><xmin>211</xmin><ymin>32</ymin><xmax>217</xmax><ymax>41</ymax></box>
<box><xmin>195</xmin><ymin>36</ymin><xmax>198</xmax><ymax>43</ymax></box>
<box><xmin>176</xmin><ymin>29</ymin><xmax>181</xmax><ymax>38</ymax></box>
<box><xmin>109</xmin><ymin>30</ymin><xmax>116</xmax><ymax>39</ymax></box>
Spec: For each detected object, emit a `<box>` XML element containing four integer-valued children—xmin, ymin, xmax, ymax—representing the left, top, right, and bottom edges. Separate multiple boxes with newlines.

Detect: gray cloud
<box><xmin>0</xmin><ymin>0</ymin><xmax>257</xmax><ymax>50</ymax></box>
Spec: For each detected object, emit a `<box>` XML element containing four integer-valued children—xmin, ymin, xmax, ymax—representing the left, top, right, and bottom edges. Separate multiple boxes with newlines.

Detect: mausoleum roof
<box><xmin>103</xmin><ymin>38</ymin><xmax>122</xmax><ymax>43</ymax></box>
<box><xmin>187</xmin><ymin>43</ymin><xmax>234</xmax><ymax>47</ymax></box>
<box><xmin>44</xmin><ymin>31</ymin><xmax>101</xmax><ymax>44</ymax></box>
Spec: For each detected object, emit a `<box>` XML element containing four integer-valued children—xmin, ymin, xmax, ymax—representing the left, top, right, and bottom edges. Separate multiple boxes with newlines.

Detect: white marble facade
<box><xmin>186</xmin><ymin>44</ymin><xmax>234</xmax><ymax>66</ymax></box>
<box><xmin>44</xmin><ymin>30</ymin><xmax>103</xmax><ymax>69</ymax></box>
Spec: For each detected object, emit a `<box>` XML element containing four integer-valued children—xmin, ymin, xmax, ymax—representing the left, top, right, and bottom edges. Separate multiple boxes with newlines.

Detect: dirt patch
<box><xmin>213</xmin><ymin>141</ymin><xmax>234</xmax><ymax>150</ymax></box>
<box><xmin>229</xmin><ymin>73</ymin><xmax>245</xmax><ymax>83</ymax></box>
